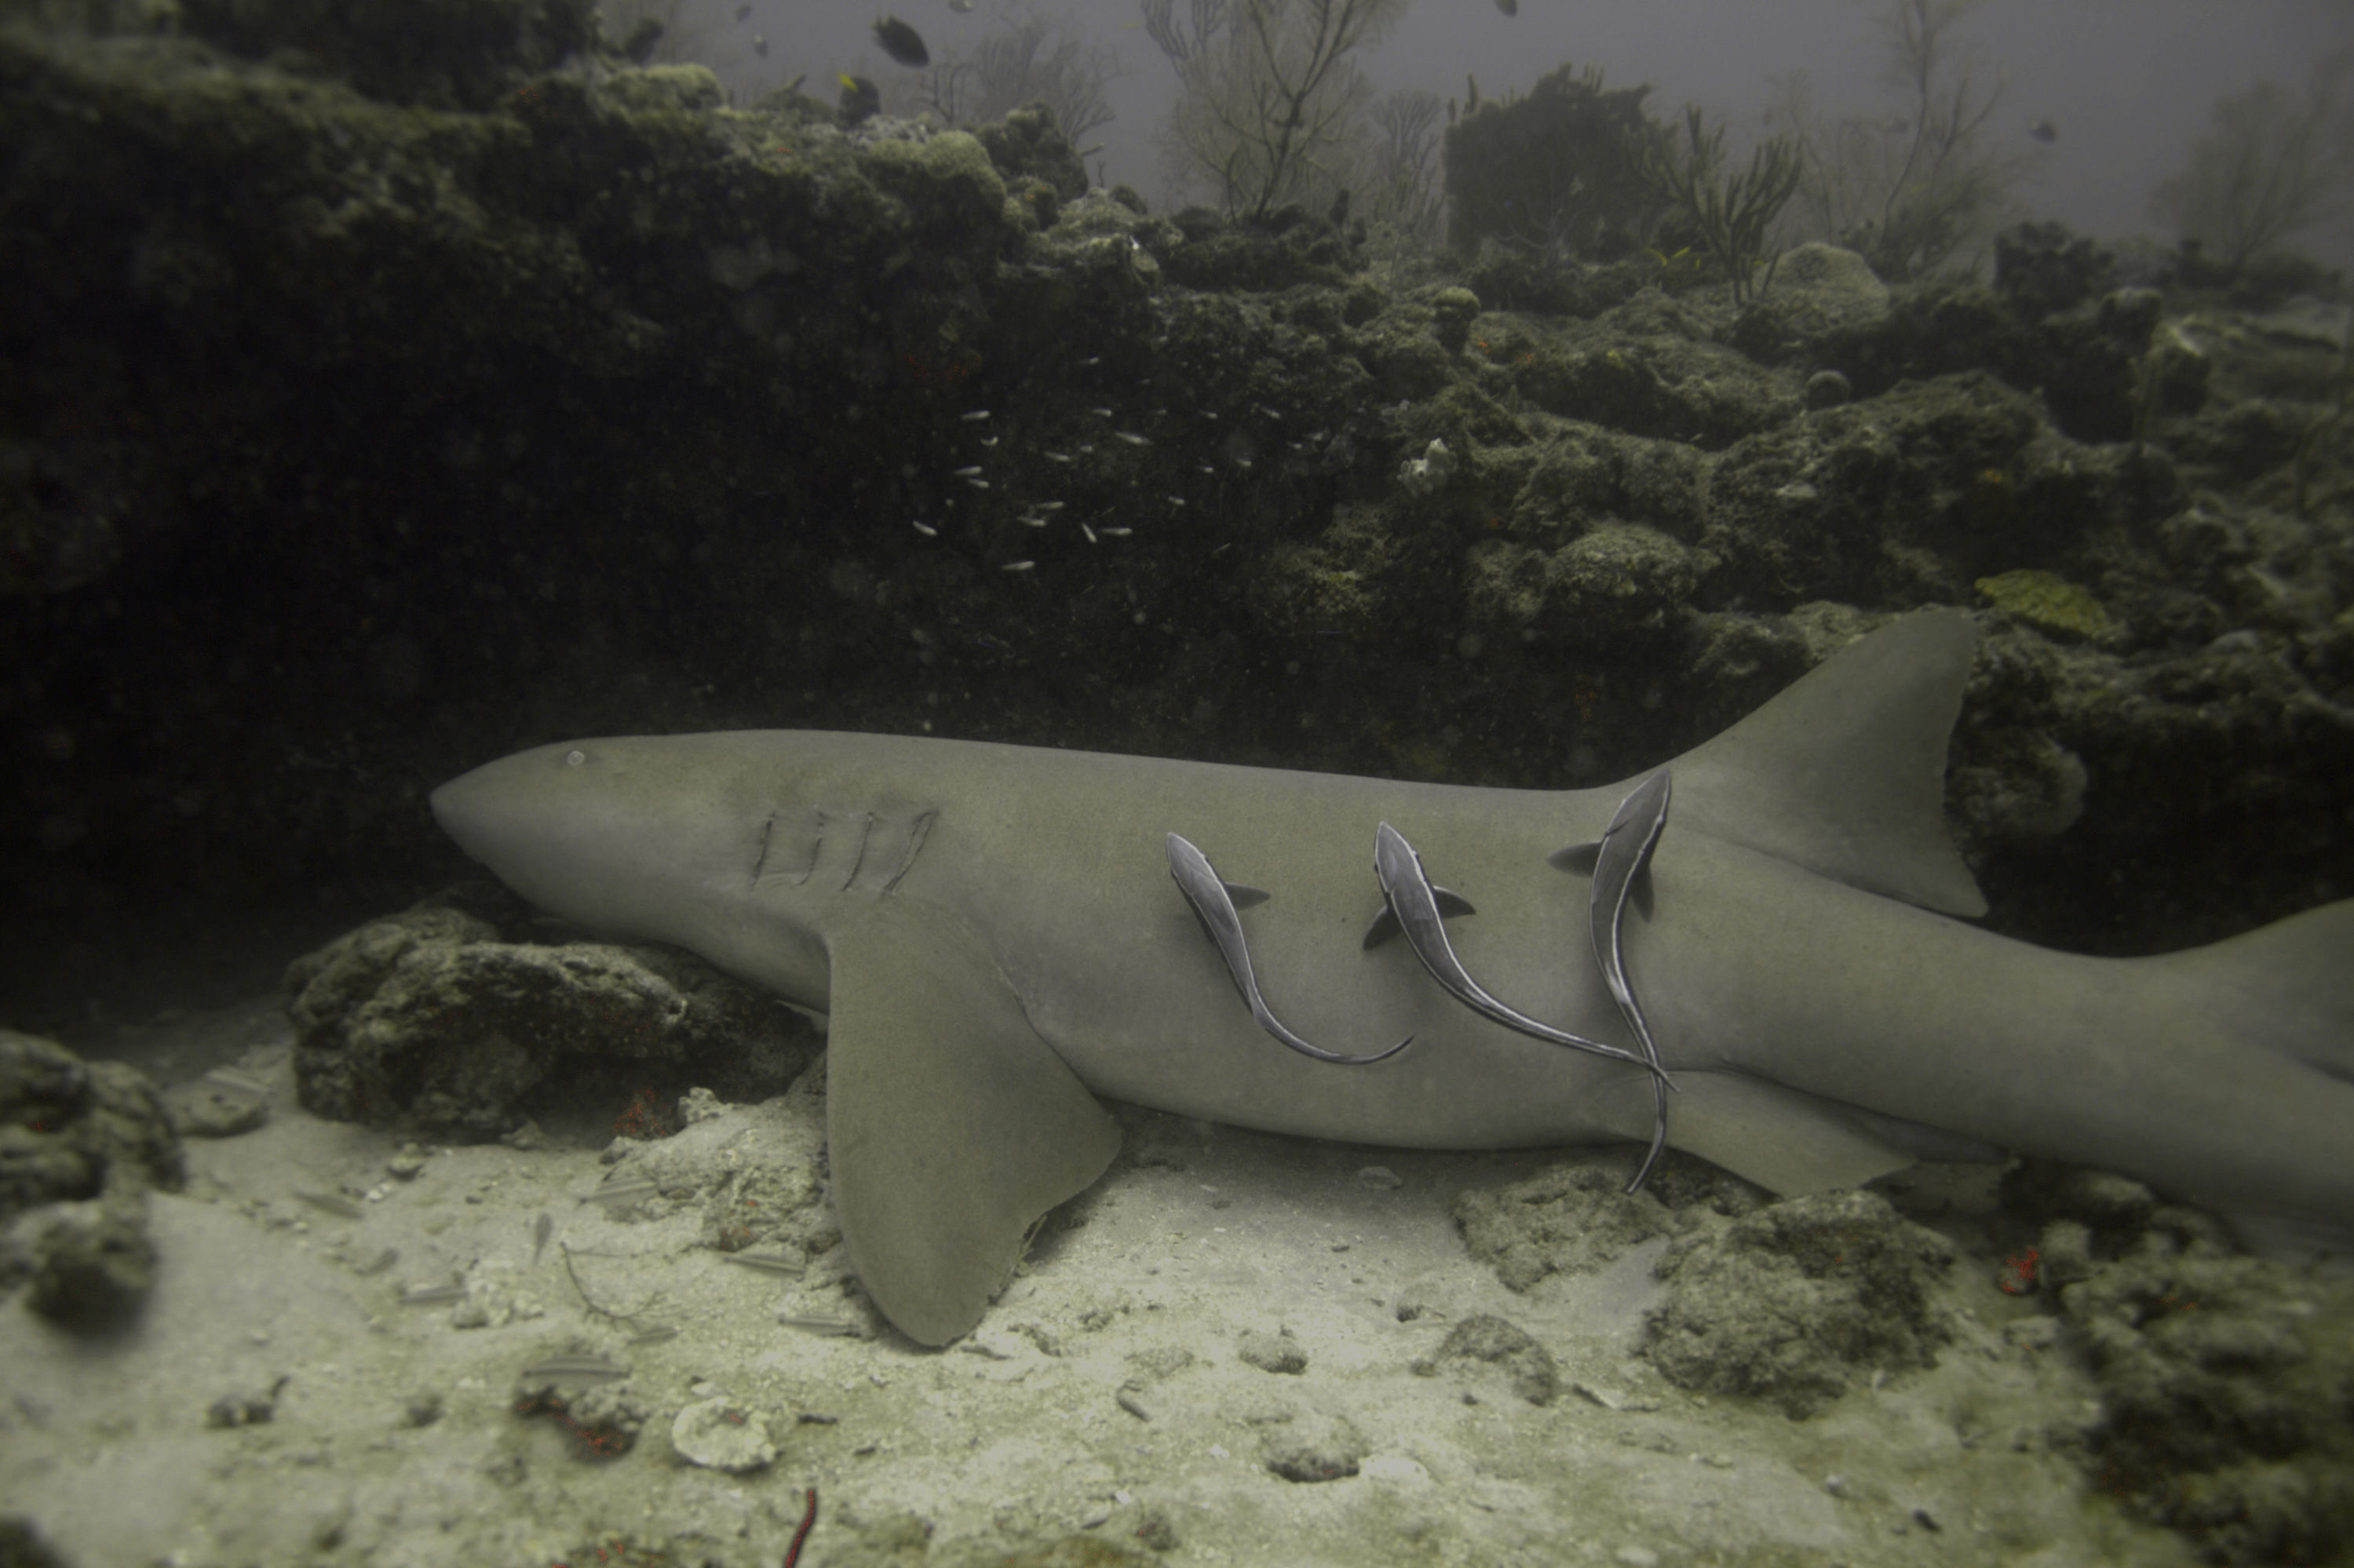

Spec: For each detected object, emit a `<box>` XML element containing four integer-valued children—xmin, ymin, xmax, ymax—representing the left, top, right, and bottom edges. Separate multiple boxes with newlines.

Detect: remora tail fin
<box><xmin>1670</xmin><ymin>609</ymin><xmax>1988</xmax><ymax>917</ymax></box>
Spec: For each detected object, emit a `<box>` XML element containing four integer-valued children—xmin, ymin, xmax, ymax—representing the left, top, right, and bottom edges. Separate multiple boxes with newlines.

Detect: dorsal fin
<box><xmin>1361</xmin><ymin>886</ymin><xmax>1474</xmax><ymax>950</ymax></box>
<box><xmin>1665</xmin><ymin>609</ymin><xmax>1988</xmax><ymax>917</ymax></box>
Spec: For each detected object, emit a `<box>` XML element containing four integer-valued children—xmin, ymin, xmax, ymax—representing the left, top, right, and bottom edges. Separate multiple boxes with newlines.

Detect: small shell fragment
<box><xmin>673</xmin><ymin>1395</ymin><xmax>777</xmax><ymax>1471</ymax></box>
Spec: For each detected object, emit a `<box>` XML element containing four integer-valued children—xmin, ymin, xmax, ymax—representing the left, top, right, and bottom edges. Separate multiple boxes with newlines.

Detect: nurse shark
<box><xmin>429</xmin><ymin>611</ymin><xmax>2354</xmax><ymax>1344</ymax></box>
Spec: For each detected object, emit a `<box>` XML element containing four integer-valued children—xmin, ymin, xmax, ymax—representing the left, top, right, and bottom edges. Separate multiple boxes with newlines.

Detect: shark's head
<box><xmin>429</xmin><ymin>733</ymin><xmax>845</xmax><ymax>1002</ymax></box>
<box><xmin>432</xmin><ymin>737</ymin><xmax>743</xmax><ymax>940</ymax></box>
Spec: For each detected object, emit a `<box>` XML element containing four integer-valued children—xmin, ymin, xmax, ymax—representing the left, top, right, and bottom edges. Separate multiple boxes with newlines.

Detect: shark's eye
<box><xmin>566</xmin><ymin>749</ymin><xmax>586</xmax><ymax>768</ymax></box>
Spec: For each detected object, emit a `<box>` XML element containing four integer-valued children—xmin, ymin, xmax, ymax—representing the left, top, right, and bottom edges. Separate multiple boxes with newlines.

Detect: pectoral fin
<box><xmin>823</xmin><ymin>898</ymin><xmax>1120</xmax><ymax>1346</ymax></box>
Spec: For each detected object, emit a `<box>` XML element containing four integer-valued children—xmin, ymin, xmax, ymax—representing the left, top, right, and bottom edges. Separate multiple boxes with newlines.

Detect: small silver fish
<box><xmin>519</xmin><ymin>1353</ymin><xmax>630</xmax><ymax>1384</ymax></box>
<box><xmin>723</xmin><ymin>1249</ymin><xmax>808</xmax><ymax>1275</ymax></box>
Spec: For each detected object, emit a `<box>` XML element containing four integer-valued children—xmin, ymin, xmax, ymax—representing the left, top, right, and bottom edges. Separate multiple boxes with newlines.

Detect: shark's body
<box><xmin>431</xmin><ymin>612</ymin><xmax>2354</xmax><ymax>1343</ymax></box>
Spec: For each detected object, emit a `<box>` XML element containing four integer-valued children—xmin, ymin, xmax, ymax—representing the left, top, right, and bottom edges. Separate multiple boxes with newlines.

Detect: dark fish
<box><xmin>838</xmin><ymin>73</ymin><xmax>881</xmax><ymax>124</ymax></box>
<box><xmin>874</xmin><ymin>16</ymin><xmax>929</xmax><ymax>67</ymax></box>
<box><xmin>734</xmin><ymin>3</ymin><xmax>750</xmax><ymax>19</ymax></box>
<box><xmin>2027</xmin><ymin>118</ymin><xmax>2057</xmax><ymax>144</ymax></box>
<box><xmin>753</xmin><ymin>34</ymin><xmax>767</xmax><ymax>57</ymax></box>
<box><xmin>947</xmin><ymin>0</ymin><xmax>973</xmax><ymax>11</ymax></box>
<box><xmin>1494</xmin><ymin>0</ymin><xmax>1516</xmax><ymax>13</ymax></box>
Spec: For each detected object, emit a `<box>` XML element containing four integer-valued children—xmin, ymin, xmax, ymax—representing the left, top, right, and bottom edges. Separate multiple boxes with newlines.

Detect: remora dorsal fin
<box><xmin>1667</xmin><ymin>609</ymin><xmax>1988</xmax><ymax>917</ymax></box>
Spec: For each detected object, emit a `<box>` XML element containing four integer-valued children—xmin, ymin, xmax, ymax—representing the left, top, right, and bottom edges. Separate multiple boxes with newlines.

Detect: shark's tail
<box><xmin>2155</xmin><ymin>899</ymin><xmax>2354</xmax><ymax>1262</ymax></box>
<box><xmin>2167</xmin><ymin>898</ymin><xmax>2354</xmax><ymax>1084</ymax></box>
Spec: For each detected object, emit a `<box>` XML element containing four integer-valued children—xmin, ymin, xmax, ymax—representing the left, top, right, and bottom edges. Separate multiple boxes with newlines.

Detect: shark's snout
<box><xmin>429</xmin><ymin>744</ymin><xmax>590</xmax><ymax>868</ymax></box>
<box><xmin>428</xmin><ymin>761</ymin><xmax>505</xmax><ymax>861</ymax></box>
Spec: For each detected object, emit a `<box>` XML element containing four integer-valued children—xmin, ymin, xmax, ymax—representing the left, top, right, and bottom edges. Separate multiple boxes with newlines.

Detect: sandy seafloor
<box><xmin>0</xmin><ymin>995</ymin><xmax>2214</xmax><ymax>1568</ymax></box>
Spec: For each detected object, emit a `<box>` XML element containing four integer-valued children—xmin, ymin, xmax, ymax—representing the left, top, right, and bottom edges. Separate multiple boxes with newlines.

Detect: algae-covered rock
<box><xmin>0</xmin><ymin>1030</ymin><xmax>184</xmax><ymax>1219</ymax></box>
<box><xmin>1728</xmin><ymin>242</ymin><xmax>1890</xmax><ymax>359</ymax></box>
<box><xmin>1640</xmin><ymin>1189</ymin><xmax>1955</xmax><ymax>1418</ymax></box>
<box><xmin>1454</xmin><ymin>1161</ymin><xmax>1685</xmax><ymax>1292</ymax></box>
<box><xmin>287</xmin><ymin>889</ymin><xmax>819</xmax><ymax>1138</ymax></box>
<box><xmin>13</xmin><ymin>1193</ymin><xmax>159</xmax><ymax>1327</ymax></box>
<box><xmin>0</xmin><ymin>1030</ymin><xmax>181</xmax><ymax>1327</ymax></box>
<box><xmin>2059</xmin><ymin>1239</ymin><xmax>2354</xmax><ymax>1566</ymax></box>
<box><xmin>1252</xmin><ymin>1406</ymin><xmax>1369</xmax><ymax>1483</ymax></box>
<box><xmin>1408</xmin><ymin>1313</ymin><xmax>1559</xmax><ymax>1406</ymax></box>
<box><xmin>1463</xmin><ymin>521</ymin><xmax>1703</xmax><ymax>647</ymax></box>
<box><xmin>973</xmin><ymin>103</ymin><xmax>1087</xmax><ymax>202</ymax></box>
<box><xmin>176</xmin><ymin>0</ymin><xmax>599</xmax><ymax>109</ymax></box>
<box><xmin>863</xmin><ymin>129</ymin><xmax>1009</xmax><ymax>236</ymax></box>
